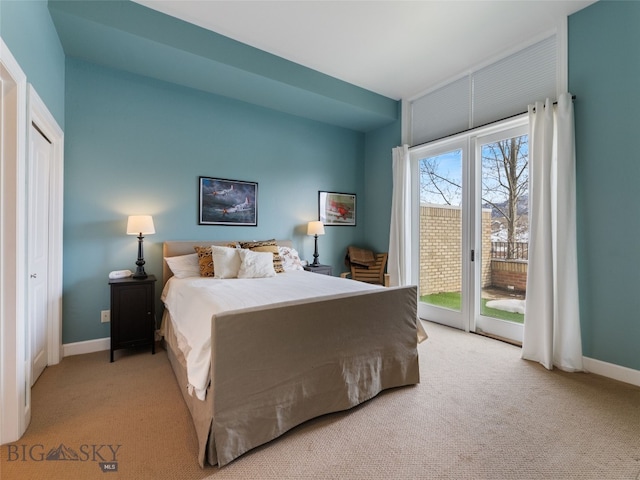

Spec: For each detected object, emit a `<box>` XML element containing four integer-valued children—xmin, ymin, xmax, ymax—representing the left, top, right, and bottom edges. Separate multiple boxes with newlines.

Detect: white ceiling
<box><xmin>134</xmin><ymin>0</ymin><xmax>595</xmax><ymax>100</ymax></box>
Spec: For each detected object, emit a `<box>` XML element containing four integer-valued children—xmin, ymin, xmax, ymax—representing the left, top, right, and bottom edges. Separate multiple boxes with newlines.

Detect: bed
<box><xmin>160</xmin><ymin>240</ymin><xmax>424</xmax><ymax>467</ymax></box>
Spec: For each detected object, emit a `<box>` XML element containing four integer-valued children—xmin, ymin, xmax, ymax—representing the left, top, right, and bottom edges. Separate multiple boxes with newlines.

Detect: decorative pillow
<box><xmin>193</xmin><ymin>246</ymin><xmax>215</xmax><ymax>277</ymax></box>
<box><xmin>278</xmin><ymin>246</ymin><xmax>304</xmax><ymax>271</ymax></box>
<box><xmin>165</xmin><ymin>253</ymin><xmax>201</xmax><ymax>279</ymax></box>
<box><xmin>212</xmin><ymin>245</ymin><xmax>241</xmax><ymax>279</ymax></box>
<box><xmin>239</xmin><ymin>239</ymin><xmax>285</xmax><ymax>273</ymax></box>
<box><xmin>237</xmin><ymin>249</ymin><xmax>276</xmax><ymax>278</ymax></box>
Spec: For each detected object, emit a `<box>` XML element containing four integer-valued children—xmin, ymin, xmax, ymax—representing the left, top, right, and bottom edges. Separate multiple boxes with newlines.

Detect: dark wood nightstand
<box><xmin>303</xmin><ymin>264</ymin><xmax>333</xmax><ymax>276</ymax></box>
<box><xmin>109</xmin><ymin>275</ymin><xmax>156</xmax><ymax>362</ymax></box>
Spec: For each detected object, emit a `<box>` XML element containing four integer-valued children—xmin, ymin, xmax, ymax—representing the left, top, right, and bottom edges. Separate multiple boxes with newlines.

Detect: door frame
<box><xmin>27</xmin><ymin>84</ymin><xmax>64</xmax><ymax>369</ymax></box>
<box><xmin>412</xmin><ymin>115</ymin><xmax>528</xmax><ymax>340</ymax></box>
<box><xmin>411</xmin><ymin>136</ymin><xmax>471</xmax><ymax>332</ymax></box>
<box><xmin>0</xmin><ymin>39</ymin><xmax>64</xmax><ymax>444</ymax></box>
<box><xmin>1</xmin><ymin>38</ymin><xmax>29</xmax><ymax>444</ymax></box>
<box><xmin>472</xmin><ymin>122</ymin><xmax>528</xmax><ymax>343</ymax></box>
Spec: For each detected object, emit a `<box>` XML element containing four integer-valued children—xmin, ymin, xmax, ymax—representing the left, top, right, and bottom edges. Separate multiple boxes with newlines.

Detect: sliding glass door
<box><xmin>413</xmin><ymin>119</ymin><xmax>528</xmax><ymax>343</ymax></box>
<box><xmin>413</xmin><ymin>138</ymin><xmax>469</xmax><ymax>331</ymax></box>
<box><xmin>474</xmin><ymin>125</ymin><xmax>528</xmax><ymax>343</ymax></box>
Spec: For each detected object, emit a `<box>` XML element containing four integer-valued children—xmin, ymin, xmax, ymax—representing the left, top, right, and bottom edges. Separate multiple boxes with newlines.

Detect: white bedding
<box><xmin>161</xmin><ymin>271</ymin><xmax>383</xmax><ymax>400</ymax></box>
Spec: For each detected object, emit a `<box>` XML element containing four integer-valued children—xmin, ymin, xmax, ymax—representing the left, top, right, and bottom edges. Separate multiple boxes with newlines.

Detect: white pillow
<box><xmin>278</xmin><ymin>246</ymin><xmax>304</xmax><ymax>271</ymax></box>
<box><xmin>164</xmin><ymin>253</ymin><xmax>200</xmax><ymax>279</ymax></box>
<box><xmin>237</xmin><ymin>249</ymin><xmax>276</xmax><ymax>278</ymax></box>
<box><xmin>212</xmin><ymin>245</ymin><xmax>241</xmax><ymax>279</ymax></box>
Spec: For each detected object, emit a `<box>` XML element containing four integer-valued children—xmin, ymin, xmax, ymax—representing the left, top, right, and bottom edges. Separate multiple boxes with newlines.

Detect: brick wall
<box><xmin>490</xmin><ymin>259</ymin><xmax>527</xmax><ymax>292</ymax></box>
<box><xmin>419</xmin><ymin>204</ymin><xmax>492</xmax><ymax>296</ymax></box>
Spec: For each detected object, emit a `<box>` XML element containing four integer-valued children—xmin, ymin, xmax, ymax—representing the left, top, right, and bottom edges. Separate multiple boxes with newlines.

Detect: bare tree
<box><xmin>481</xmin><ymin>136</ymin><xmax>528</xmax><ymax>258</ymax></box>
<box><xmin>420</xmin><ymin>136</ymin><xmax>528</xmax><ymax>259</ymax></box>
<box><xmin>419</xmin><ymin>156</ymin><xmax>462</xmax><ymax>206</ymax></box>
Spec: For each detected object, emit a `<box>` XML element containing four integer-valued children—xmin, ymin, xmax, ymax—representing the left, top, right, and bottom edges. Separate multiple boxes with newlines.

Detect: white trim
<box><xmin>406</xmin><ymin>29</ymin><xmax>559</xmax><ymax>103</ymax></box>
<box><xmin>27</xmin><ymin>84</ymin><xmax>64</xmax><ymax>367</ymax></box>
<box><xmin>406</xmin><ymin>28</ymin><xmax>562</xmax><ymax>147</ymax></box>
<box><xmin>583</xmin><ymin>357</ymin><xmax>640</xmax><ymax>388</ymax></box>
<box><xmin>0</xmin><ymin>37</ymin><xmax>29</xmax><ymax>444</ymax></box>
<box><xmin>556</xmin><ymin>16</ymin><xmax>569</xmax><ymax>95</ymax></box>
<box><xmin>411</xmin><ymin>116</ymin><xmax>529</xmax><ymax>341</ymax></box>
<box><xmin>400</xmin><ymin>99</ymin><xmax>410</xmax><ymax>145</ymax></box>
<box><xmin>411</xmin><ymin>136</ymin><xmax>469</xmax><ymax>332</ymax></box>
<box><xmin>63</xmin><ymin>338</ymin><xmax>111</xmax><ymax>357</ymax></box>
<box><xmin>409</xmin><ymin>112</ymin><xmax>528</xmax><ymax>156</ymax></box>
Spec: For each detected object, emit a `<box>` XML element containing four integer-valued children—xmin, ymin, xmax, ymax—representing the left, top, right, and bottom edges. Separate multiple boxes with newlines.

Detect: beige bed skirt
<box><xmin>162</xmin><ymin>284</ymin><xmax>420</xmax><ymax>467</ymax></box>
<box><xmin>162</xmin><ymin>312</ymin><xmax>217</xmax><ymax>466</ymax></box>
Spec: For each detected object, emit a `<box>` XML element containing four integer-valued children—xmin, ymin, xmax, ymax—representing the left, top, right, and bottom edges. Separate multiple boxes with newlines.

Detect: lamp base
<box><xmin>312</xmin><ymin>234</ymin><xmax>320</xmax><ymax>266</ymax></box>
<box><xmin>132</xmin><ymin>234</ymin><xmax>148</xmax><ymax>278</ymax></box>
<box><xmin>132</xmin><ymin>268</ymin><xmax>148</xmax><ymax>279</ymax></box>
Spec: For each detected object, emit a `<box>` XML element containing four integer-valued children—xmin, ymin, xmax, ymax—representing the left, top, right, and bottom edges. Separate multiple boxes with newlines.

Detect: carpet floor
<box><xmin>1</xmin><ymin>321</ymin><xmax>639</xmax><ymax>479</ymax></box>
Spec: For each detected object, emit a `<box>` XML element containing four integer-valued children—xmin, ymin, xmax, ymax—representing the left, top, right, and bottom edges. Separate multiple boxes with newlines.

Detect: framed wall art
<box><xmin>199</xmin><ymin>177</ymin><xmax>258</xmax><ymax>226</ymax></box>
<box><xmin>318</xmin><ymin>191</ymin><xmax>356</xmax><ymax>226</ymax></box>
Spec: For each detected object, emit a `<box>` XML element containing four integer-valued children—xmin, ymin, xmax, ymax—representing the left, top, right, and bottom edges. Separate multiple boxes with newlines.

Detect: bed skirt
<box><xmin>162</xmin><ymin>285</ymin><xmax>420</xmax><ymax>467</ymax></box>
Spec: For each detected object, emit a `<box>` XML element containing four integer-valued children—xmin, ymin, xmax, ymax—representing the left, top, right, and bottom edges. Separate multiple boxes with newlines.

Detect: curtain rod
<box><xmin>411</xmin><ymin>95</ymin><xmax>576</xmax><ymax>148</ymax></box>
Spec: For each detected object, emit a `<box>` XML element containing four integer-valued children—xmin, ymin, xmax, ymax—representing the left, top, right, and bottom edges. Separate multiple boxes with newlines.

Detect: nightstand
<box><xmin>109</xmin><ymin>275</ymin><xmax>156</xmax><ymax>362</ymax></box>
<box><xmin>303</xmin><ymin>264</ymin><xmax>333</xmax><ymax>276</ymax></box>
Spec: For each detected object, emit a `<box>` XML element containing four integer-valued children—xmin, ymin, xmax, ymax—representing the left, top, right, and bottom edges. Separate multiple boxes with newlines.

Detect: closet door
<box><xmin>28</xmin><ymin>122</ymin><xmax>53</xmax><ymax>385</ymax></box>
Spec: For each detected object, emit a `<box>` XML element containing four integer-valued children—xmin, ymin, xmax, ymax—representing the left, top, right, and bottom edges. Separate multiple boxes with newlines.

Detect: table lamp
<box><xmin>307</xmin><ymin>220</ymin><xmax>325</xmax><ymax>266</ymax></box>
<box><xmin>126</xmin><ymin>215</ymin><xmax>155</xmax><ymax>278</ymax></box>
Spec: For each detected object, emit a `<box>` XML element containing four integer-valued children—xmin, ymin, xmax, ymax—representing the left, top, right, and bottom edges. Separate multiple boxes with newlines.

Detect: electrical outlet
<box><xmin>101</xmin><ymin>310</ymin><xmax>110</xmax><ymax>323</ymax></box>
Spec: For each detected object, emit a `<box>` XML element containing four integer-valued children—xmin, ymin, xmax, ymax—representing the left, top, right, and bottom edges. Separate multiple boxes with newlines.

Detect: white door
<box><xmin>473</xmin><ymin>125</ymin><xmax>528</xmax><ymax>343</ymax></box>
<box><xmin>413</xmin><ymin>138</ymin><xmax>470</xmax><ymax>331</ymax></box>
<box><xmin>28</xmin><ymin>122</ymin><xmax>52</xmax><ymax>385</ymax></box>
<box><xmin>413</xmin><ymin>118</ymin><xmax>528</xmax><ymax>344</ymax></box>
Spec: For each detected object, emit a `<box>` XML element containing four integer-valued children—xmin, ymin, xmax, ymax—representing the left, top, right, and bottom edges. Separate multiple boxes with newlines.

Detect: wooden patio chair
<box><xmin>340</xmin><ymin>251</ymin><xmax>390</xmax><ymax>287</ymax></box>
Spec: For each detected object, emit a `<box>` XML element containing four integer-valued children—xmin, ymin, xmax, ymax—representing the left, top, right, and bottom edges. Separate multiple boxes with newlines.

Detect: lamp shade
<box><xmin>307</xmin><ymin>221</ymin><xmax>325</xmax><ymax>236</ymax></box>
<box><xmin>126</xmin><ymin>215</ymin><xmax>155</xmax><ymax>235</ymax></box>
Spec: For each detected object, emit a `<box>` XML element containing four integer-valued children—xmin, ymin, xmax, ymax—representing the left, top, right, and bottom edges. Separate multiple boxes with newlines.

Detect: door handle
<box><xmin>30</xmin><ymin>273</ymin><xmax>37</xmax><ymax>278</ymax></box>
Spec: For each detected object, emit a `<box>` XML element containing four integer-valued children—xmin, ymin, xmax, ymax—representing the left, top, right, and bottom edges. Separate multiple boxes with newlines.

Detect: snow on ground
<box><xmin>485</xmin><ymin>299</ymin><xmax>525</xmax><ymax>314</ymax></box>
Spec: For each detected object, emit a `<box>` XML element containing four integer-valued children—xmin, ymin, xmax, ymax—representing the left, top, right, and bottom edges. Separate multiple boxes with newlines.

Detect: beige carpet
<box><xmin>1</xmin><ymin>321</ymin><xmax>639</xmax><ymax>480</ymax></box>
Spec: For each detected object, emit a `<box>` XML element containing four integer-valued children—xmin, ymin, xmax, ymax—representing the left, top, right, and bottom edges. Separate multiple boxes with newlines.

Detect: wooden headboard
<box><xmin>162</xmin><ymin>240</ymin><xmax>294</xmax><ymax>286</ymax></box>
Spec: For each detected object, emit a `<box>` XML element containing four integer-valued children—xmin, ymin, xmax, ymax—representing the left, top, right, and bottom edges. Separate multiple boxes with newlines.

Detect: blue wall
<box><xmin>363</xmin><ymin>112</ymin><xmax>401</xmax><ymax>253</ymax></box>
<box><xmin>0</xmin><ymin>0</ymin><xmax>65</xmax><ymax>127</ymax></box>
<box><xmin>63</xmin><ymin>58</ymin><xmax>367</xmax><ymax>344</ymax></box>
<box><xmin>570</xmin><ymin>0</ymin><xmax>640</xmax><ymax>370</ymax></box>
<box><xmin>7</xmin><ymin>0</ymin><xmax>638</xmax><ymax>372</ymax></box>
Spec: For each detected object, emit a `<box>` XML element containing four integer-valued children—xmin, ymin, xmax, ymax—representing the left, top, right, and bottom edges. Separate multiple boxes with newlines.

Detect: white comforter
<box><xmin>161</xmin><ymin>271</ymin><xmax>382</xmax><ymax>400</ymax></box>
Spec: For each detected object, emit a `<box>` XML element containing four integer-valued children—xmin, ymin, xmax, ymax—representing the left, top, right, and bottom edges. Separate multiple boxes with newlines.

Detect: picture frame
<box><xmin>199</xmin><ymin>177</ymin><xmax>258</xmax><ymax>226</ymax></box>
<box><xmin>318</xmin><ymin>191</ymin><xmax>356</xmax><ymax>226</ymax></box>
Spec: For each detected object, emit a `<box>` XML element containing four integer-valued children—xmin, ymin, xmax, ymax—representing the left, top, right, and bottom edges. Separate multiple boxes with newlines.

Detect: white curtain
<box><xmin>388</xmin><ymin>145</ymin><xmax>412</xmax><ymax>287</ymax></box>
<box><xmin>522</xmin><ymin>93</ymin><xmax>583</xmax><ymax>371</ymax></box>
<box><xmin>389</xmin><ymin>145</ymin><xmax>428</xmax><ymax>344</ymax></box>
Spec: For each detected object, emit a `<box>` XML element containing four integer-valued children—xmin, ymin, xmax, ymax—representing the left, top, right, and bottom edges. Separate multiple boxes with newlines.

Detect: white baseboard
<box><xmin>63</xmin><ymin>337</ymin><xmax>110</xmax><ymax>357</ymax></box>
<box><xmin>583</xmin><ymin>356</ymin><xmax>640</xmax><ymax>387</ymax></box>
